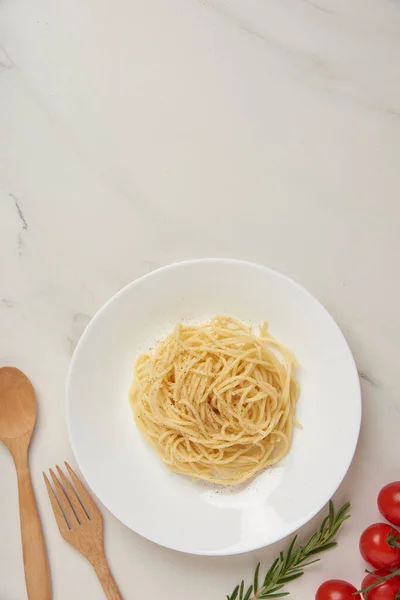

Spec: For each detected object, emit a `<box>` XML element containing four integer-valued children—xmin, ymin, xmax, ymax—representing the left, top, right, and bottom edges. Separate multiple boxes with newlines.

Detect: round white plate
<box><xmin>67</xmin><ymin>259</ymin><xmax>361</xmax><ymax>555</ymax></box>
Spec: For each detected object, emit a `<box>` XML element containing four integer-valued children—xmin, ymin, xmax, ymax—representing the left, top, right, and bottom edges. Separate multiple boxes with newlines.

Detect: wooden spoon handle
<box><xmin>14</xmin><ymin>449</ymin><xmax>52</xmax><ymax>600</ymax></box>
<box><xmin>93</xmin><ymin>556</ymin><xmax>123</xmax><ymax>599</ymax></box>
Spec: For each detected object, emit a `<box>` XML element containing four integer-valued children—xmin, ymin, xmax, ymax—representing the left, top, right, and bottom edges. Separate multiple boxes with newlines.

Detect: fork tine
<box><xmin>49</xmin><ymin>468</ymin><xmax>79</xmax><ymax>528</ymax></box>
<box><xmin>64</xmin><ymin>462</ymin><xmax>100</xmax><ymax>520</ymax></box>
<box><xmin>43</xmin><ymin>473</ymin><xmax>70</xmax><ymax>535</ymax></box>
<box><xmin>56</xmin><ymin>465</ymin><xmax>88</xmax><ymax>524</ymax></box>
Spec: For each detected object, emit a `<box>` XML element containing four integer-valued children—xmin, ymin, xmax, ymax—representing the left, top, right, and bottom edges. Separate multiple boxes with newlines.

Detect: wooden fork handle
<box><xmin>14</xmin><ymin>448</ymin><xmax>52</xmax><ymax>600</ymax></box>
<box><xmin>93</xmin><ymin>556</ymin><xmax>123</xmax><ymax>600</ymax></box>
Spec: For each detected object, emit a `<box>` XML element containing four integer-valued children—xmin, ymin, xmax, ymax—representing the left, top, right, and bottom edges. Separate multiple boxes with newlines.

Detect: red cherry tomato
<box><xmin>379</xmin><ymin>483</ymin><xmax>400</xmax><ymax>527</ymax></box>
<box><xmin>362</xmin><ymin>569</ymin><xmax>400</xmax><ymax>599</ymax></box>
<box><xmin>315</xmin><ymin>579</ymin><xmax>360</xmax><ymax>599</ymax></box>
<box><xmin>360</xmin><ymin>523</ymin><xmax>400</xmax><ymax>569</ymax></box>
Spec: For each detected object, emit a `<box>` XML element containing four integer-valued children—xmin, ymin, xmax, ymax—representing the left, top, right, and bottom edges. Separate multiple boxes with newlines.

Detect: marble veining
<box><xmin>0</xmin><ymin>44</ymin><xmax>13</xmax><ymax>70</ymax></box>
<box><xmin>9</xmin><ymin>193</ymin><xmax>28</xmax><ymax>255</ymax></box>
<box><xmin>358</xmin><ymin>370</ymin><xmax>381</xmax><ymax>389</ymax></box>
<box><xmin>1</xmin><ymin>298</ymin><xmax>17</xmax><ymax>309</ymax></box>
<box><xmin>199</xmin><ymin>0</ymin><xmax>400</xmax><ymax>119</ymax></box>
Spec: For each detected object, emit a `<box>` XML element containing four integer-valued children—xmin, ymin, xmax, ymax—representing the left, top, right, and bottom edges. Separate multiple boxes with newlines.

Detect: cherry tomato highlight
<box><xmin>315</xmin><ymin>579</ymin><xmax>360</xmax><ymax>600</ymax></box>
<box><xmin>360</xmin><ymin>523</ymin><xmax>400</xmax><ymax>569</ymax></box>
<box><xmin>379</xmin><ymin>483</ymin><xmax>400</xmax><ymax>527</ymax></box>
<box><xmin>362</xmin><ymin>569</ymin><xmax>400</xmax><ymax>600</ymax></box>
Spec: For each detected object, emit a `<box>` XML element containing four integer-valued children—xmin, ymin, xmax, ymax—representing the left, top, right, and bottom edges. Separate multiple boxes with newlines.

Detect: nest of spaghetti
<box><xmin>129</xmin><ymin>315</ymin><xmax>299</xmax><ymax>485</ymax></box>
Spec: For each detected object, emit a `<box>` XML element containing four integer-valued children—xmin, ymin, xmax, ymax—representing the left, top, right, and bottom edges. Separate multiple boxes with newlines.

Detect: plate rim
<box><xmin>66</xmin><ymin>258</ymin><xmax>362</xmax><ymax>555</ymax></box>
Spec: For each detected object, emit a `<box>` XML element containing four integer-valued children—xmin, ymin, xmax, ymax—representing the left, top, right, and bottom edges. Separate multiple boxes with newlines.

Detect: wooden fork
<box><xmin>43</xmin><ymin>462</ymin><xmax>123</xmax><ymax>599</ymax></box>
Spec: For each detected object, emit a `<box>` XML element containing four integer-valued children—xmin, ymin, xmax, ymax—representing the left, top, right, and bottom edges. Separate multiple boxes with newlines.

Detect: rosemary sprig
<box><xmin>227</xmin><ymin>501</ymin><xmax>351</xmax><ymax>600</ymax></box>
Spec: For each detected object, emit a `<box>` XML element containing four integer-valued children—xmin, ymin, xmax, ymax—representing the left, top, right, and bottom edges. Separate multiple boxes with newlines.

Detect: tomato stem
<box><xmin>388</xmin><ymin>532</ymin><xmax>400</xmax><ymax>548</ymax></box>
<box><xmin>357</xmin><ymin>568</ymin><xmax>400</xmax><ymax>595</ymax></box>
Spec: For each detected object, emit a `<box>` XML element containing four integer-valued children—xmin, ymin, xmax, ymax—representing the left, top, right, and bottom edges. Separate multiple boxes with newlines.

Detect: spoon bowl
<box><xmin>0</xmin><ymin>366</ymin><xmax>51</xmax><ymax>599</ymax></box>
<box><xmin>0</xmin><ymin>367</ymin><xmax>36</xmax><ymax>442</ymax></box>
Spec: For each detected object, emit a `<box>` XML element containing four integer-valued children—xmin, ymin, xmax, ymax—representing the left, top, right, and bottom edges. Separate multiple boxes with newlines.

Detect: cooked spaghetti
<box><xmin>129</xmin><ymin>315</ymin><xmax>299</xmax><ymax>485</ymax></box>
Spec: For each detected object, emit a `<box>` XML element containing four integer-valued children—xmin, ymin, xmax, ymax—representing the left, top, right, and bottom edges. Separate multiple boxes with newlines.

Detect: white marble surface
<box><xmin>1</xmin><ymin>0</ymin><xmax>400</xmax><ymax>597</ymax></box>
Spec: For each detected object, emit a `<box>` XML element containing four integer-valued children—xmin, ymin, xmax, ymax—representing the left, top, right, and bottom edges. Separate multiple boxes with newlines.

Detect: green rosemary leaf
<box><xmin>277</xmin><ymin>572</ymin><xmax>304</xmax><ymax>584</ymax></box>
<box><xmin>295</xmin><ymin>558</ymin><xmax>320</xmax><ymax>568</ymax></box>
<box><xmin>243</xmin><ymin>587</ymin><xmax>253</xmax><ymax>600</ymax></box>
<box><xmin>261</xmin><ymin>593</ymin><xmax>290</xmax><ymax>598</ymax></box>
<box><xmin>325</xmin><ymin>518</ymin><xmax>350</xmax><ymax>542</ymax></box>
<box><xmin>307</xmin><ymin>542</ymin><xmax>337</xmax><ymax>555</ymax></box>
<box><xmin>263</xmin><ymin>558</ymin><xmax>279</xmax><ymax>585</ymax></box>
<box><xmin>259</xmin><ymin>585</ymin><xmax>289</xmax><ymax>598</ymax></box>
<box><xmin>291</xmin><ymin>548</ymin><xmax>302</xmax><ymax>567</ymax></box>
<box><xmin>302</xmin><ymin>532</ymin><xmax>320</xmax><ymax>554</ymax></box>
<box><xmin>329</xmin><ymin>500</ymin><xmax>335</xmax><ymax>526</ymax></box>
<box><xmin>283</xmin><ymin>536</ymin><xmax>297</xmax><ymax>571</ymax></box>
<box><xmin>336</xmin><ymin>502</ymin><xmax>351</xmax><ymax>521</ymax></box>
<box><xmin>228</xmin><ymin>585</ymin><xmax>239</xmax><ymax>600</ymax></box>
<box><xmin>253</xmin><ymin>563</ymin><xmax>260</xmax><ymax>594</ymax></box>
<box><xmin>239</xmin><ymin>580</ymin><xmax>244</xmax><ymax>600</ymax></box>
<box><xmin>319</xmin><ymin>516</ymin><xmax>330</xmax><ymax>534</ymax></box>
<box><xmin>266</xmin><ymin>584</ymin><xmax>285</xmax><ymax>593</ymax></box>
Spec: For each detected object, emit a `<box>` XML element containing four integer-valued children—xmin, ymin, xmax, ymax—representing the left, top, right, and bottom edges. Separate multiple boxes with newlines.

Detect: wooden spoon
<box><xmin>0</xmin><ymin>367</ymin><xmax>51</xmax><ymax>599</ymax></box>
